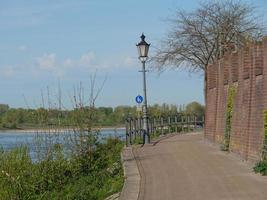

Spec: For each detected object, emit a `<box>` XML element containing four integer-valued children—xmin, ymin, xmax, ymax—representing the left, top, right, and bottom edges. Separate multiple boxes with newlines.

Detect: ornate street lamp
<box><xmin>136</xmin><ymin>33</ymin><xmax>150</xmax><ymax>144</ymax></box>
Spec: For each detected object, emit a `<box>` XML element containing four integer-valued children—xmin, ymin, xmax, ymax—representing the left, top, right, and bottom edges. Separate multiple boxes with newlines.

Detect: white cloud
<box><xmin>2</xmin><ymin>66</ymin><xmax>14</xmax><ymax>78</ymax></box>
<box><xmin>123</xmin><ymin>56</ymin><xmax>136</xmax><ymax>68</ymax></box>
<box><xmin>62</xmin><ymin>52</ymin><xmax>96</xmax><ymax>70</ymax></box>
<box><xmin>63</xmin><ymin>58</ymin><xmax>73</xmax><ymax>67</ymax></box>
<box><xmin>34</xmin><ymin>53</ymin><xmax>65</xmax><ymax>78</ymax></box>
<box><xmin>36</xmin><ymin>53</ymin><xmax>56</xmax><ymax>70</ymax></box>
<box><xmin>18</xmin><ymin>45</ymin><xmax>27</xmax><ymax>51</ymax></box>
<box><xmin>28</xmin><ymin>51</ymin><xmax>136</xmax><ymax>78</ymax></box>
<box><xmin>79</xmin><ymin>52</ymin><xmax>95</xmax><ymax>66</ymax></box>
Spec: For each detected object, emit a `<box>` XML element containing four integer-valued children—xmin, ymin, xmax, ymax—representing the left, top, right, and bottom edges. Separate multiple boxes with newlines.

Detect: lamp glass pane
<box><xmin>145</xmin><ymin>45</ymin><xmax>149</xmax><ymax>57</ymax></box>
<box><xmin>140</xmin><ymin>44</ymin><xmax>146</xmax><ymax>57</ymax></box>
<box><xmin>137</xmin><ymin>46</ymin><xmax>141</xmax><ymax>58</ymax></box>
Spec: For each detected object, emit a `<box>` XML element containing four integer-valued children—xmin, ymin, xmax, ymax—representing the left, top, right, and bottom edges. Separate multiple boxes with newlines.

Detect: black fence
<box><xmin>125</xmin><ymin>115</ymin><xmax>204</xmax><ymax>146</ymax></box>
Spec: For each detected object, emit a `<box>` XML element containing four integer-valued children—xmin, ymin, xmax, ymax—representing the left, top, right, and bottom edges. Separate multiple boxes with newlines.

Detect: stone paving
<box><xmin>119</xmin><ymin>147</ymin><xmax>140</xmax><ymax>200</ymax></box>
<box><xmin>132</xmin><ymin>132</ymin><xmax>267</xmax><ymax>200</ymax></box>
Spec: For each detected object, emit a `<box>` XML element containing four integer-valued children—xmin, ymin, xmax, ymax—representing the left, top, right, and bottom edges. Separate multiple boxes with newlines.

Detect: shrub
<box><xmin>221</xmin><ymin>86</ymin><xmax>236</xmax><ymax>151</ymax></box>
<box><xmin>0</xmin><ymin>136</ymin><xmax>124</xmax><ymax>200</ymax></box>
<box><xmin>254</xmin><ymin>160</ymin><xmax>267</xmax><ymax>176</ymax></box>
<box><xmin>254</xmin><ymin>110</ymin><xmax>267</xmax><ymax>176</ymax></box>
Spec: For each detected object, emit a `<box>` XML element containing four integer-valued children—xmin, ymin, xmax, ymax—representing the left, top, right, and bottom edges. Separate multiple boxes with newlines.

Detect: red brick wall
<box><xmin>205</xmin><ymin>37</ymin><xmax>267</xmax><ymax>162</ymax></box>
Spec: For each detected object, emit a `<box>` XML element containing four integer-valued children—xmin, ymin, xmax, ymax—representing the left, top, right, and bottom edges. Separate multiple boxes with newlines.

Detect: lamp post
<box><xmin>136</xmin><ymin>33</ymin><xmax>150</xmax><ymax>144</ymax></box>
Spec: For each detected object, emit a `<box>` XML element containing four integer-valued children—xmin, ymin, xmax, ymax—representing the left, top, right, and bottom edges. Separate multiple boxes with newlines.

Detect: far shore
<box><xmin>0</xmin><ymin>126</ymin><xmax>126</xmax><ymax>133</ymax></box>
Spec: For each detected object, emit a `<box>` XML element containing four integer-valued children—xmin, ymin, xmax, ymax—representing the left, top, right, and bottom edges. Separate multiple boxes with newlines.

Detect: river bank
<box><xmin>0</xmin><ymin>135</ymin><xmax>124</xmax><ymax>199</ymax></box>
<box><xmin>0</xmin><ymin>125</ymin><xmax>125</xmax><ymax>133</ymax></box>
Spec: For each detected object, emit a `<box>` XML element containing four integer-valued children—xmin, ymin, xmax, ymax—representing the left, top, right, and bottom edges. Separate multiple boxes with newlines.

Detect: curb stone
<box><xmin>119</xmin><ymin>146</ymin><xmax>140</xmax><ymax>200</ymax></box>
<box><xmin>105</xmin><ymin>192</ymin><xmax>120</xmax><ymax>200</ymax></box>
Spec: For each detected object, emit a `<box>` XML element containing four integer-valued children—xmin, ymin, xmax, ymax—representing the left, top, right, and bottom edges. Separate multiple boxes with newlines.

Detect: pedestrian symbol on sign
<box><xmin>135</xmin><ymin>95</ymin><xmax>143</xmax><ymax>104</ymax></box>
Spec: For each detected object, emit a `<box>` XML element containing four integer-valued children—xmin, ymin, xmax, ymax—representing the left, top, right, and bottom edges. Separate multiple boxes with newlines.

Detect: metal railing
<box><xmin>125</xmin><ymin>114</ymin><xmax>204</xmax><ymax>146</ymax></box>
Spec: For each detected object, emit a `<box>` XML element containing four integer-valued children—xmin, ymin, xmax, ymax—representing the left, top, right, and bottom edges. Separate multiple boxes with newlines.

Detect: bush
<box><xmin>254</xmin><ymin>110</ymin><xmax>267</xmax><ymax>176</ymax></box>
<box><xmin>222</xmin><ymin>86</ymin><xmax>236</xmax><ymax>151</ymax></box>
<box><xmin>254</xmin><ymin>160</ymin><xmax>267</xmax><ymax>176</ymax></box>
<box><xmin>0</xmin><ymin>136</ymin><xmax>124</xmax><ymax>200</ymax></box>
<box><xmin>10</xmin><ymin>122</ymin><xmax>17</xmax><ymax>129</ymax></box>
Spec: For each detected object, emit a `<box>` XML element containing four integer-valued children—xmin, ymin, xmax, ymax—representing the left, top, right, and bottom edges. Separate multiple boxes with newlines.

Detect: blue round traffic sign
<box><xmin>135</xmin><ymin>95</ymin><xmax>143</xmax><ymax>104</ymax></box>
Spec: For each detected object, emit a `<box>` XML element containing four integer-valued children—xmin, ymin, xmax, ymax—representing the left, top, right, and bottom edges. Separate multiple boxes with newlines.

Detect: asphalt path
<box><xmin>133</xmin><ymin>133</ymin><xmax>267</xmax><ymax>200</ymax></box>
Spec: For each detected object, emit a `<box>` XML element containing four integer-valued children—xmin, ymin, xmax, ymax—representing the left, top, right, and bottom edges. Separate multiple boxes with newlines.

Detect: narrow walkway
<box><xmin>133</xmin><ymin>133</ymin><xmax>267</xmax><ymax>200</ymax></box>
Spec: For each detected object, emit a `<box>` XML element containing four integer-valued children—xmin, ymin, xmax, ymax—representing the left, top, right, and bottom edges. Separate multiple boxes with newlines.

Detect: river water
<box><xmin>0</xmin><ymin>128</ymin><xmax>126</xmax><ymax>153</ymax></box>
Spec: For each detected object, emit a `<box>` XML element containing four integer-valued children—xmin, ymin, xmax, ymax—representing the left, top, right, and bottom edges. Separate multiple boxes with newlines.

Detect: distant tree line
<box><xmin>0</xmin><ymin>102</ymin><xmax>204</xmax><ymax>129</ymax></box>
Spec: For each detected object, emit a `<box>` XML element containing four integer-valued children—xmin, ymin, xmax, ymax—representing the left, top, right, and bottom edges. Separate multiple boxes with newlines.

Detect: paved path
<box><xmin>133</xmin><ymin>133</ymin><xmax>267</xmax><ymax>200</ymax></box>
<box><xmin>120</xmin><ymin>147</ymin><xmax>140</xmax><ymax>200</ymax></box>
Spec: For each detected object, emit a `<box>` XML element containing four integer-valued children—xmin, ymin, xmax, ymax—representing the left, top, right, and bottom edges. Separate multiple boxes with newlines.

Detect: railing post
<box><xmin>125</xmin><ymin>119</ymin><xmax>129</xmax><ymax>146</ymax></box>
<box><xmin>149</xmin><ymin>117</ymin><xmax>152</xmax><ymax>136</ymax></box>
<box><xmin>187</xmin><ymin>115</ymin><xmax>190</xmax><ymax>132</ymax></box>
<box><xmin>129</xmin><ymin>118</ymin><xmax>132</xmax><ymax>144</ymax></box>
<box><xmin>133</xmin><ymin>118</ymin><xmax>137</xmax><ymax>140</ymax></box>
<box><xmin>153</xmin><ymin>118</ymin><xmax>156</xmax><ymax>136</ymax></box>
<box><xmin>168</xmin><ymin>116</ymin><xmax>171</xmax><ymax>133</ymax></box>
<box><xmin>175</xmin><ymin>115</ymin><xmax>178</xmax><ymax>133</ymax></box>
<box><xmin>194</xmin><ymin>115</ymin><xmax>197</xmax><ymax>130</ymax></box>
<box><xmin>202</xmin><ymin>115</ymin><xmax>205</xmax><ymax>129</ymax></box>
<box><xmin>161</xmin><ymin>116</ymin><xmax>164</xmax><ymax>135</ymax></box>
<box><xmin>150</xmin><ymin>117</ymin><xmax>153</xmax><ymax>137</ymax></box>
<box><xmin>138</xmin><ymin>116</ymin><xmax>142</xmax><ymax>140</ymax></box>
<box><xmin>181</xmin><ymin>115</ymin><xmax>184</xmax><ymax>133</ymax></box>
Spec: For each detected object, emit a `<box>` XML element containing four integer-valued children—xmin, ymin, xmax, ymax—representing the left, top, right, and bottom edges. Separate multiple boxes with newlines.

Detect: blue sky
<box><xmin>0</xmin><ymin>0</ymin><xmax>266</xmax><ymax>109</ymax></box>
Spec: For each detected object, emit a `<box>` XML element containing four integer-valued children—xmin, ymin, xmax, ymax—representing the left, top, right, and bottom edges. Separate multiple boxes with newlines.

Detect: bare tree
<box><xmin>152</xmin><ymin>0</ymin><xmax>265</xmax><ymax>73</ymax></box>
<box><xmin>152</xmin><ymin>0</ymin><xmax>265</xmax><ymax>106</ymax></box>
<box><xmin>89</xmin><ymin>71</ymin><xmax>107</xmax><ymax>108</ymax></box>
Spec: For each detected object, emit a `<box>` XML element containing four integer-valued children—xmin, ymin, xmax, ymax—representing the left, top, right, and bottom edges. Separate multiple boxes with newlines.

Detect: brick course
<box><xmin>205</xmin><ymin>37</ymin><xmax>267</xmax><ymax>162</ymax></box>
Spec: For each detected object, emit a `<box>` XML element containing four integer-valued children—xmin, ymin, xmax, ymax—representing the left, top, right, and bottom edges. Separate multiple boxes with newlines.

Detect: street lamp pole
<box><xmin>136</xmin><ymin>33</ymin><xmax>150</xmax><ymax>144</ymax></box>
<box><xmin>142</xmin><ymin>60</ymin><xmax>149</xmax><ymax>143</ymax></box>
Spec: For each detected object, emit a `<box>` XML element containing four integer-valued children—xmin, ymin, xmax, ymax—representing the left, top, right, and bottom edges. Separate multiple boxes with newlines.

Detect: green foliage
<box><xmin>150</xmin><ymin>128</ymin><xmax>163</xmax><ymax>140</ymax></box>
<box><xmin>0</xmin><ymin>104</ymin><xmax>9</xmax><ymax>115</ymax></box>
<box><xmin>0</xmin><ymin>100</ymin><xmax>124</xmax><ymax>199</ymax></box>
<box><xmin>254</xmin><ymin>160</ymin><xmax>267</xmax><ymax>176</ymax></box>
<box><xmin>0</xmin><ymin>105</ymin><xmax>136</xmax><ymax>129</ymax></box>
<box><xmin>133</xmin><ymin>136</ymin><xmax>143</xmax><ymax>145</ymax></box>
<box><xmin>262</xmin><ymin>110</ymin><xmax>267</xmax><ymax>161</ymax></box>
<box><xmin>0</xmin><ymin>102</ymin><xmax>204</xmax><ymax>130</ymax></box>
<box><xmin>149</xmin><ymin>103</ymin><xmax>179</xmax><ymax>118</ymax></box>
<box><xmin>0</xmin><ymin>137</ymin><xmax>124</xmax><ymax>200</ymax></box>
<box><xmin>254</xmin><ymin>110</ymin><xmax>267</xmax><ymax>176</ymax></box>
<box><xmin>222</xmin><ymin>86</ymin><xmax>236</xmax><ymax>151</ymax></box>
<box><xmin>185</xmin><ymin>102</ymin><xmax>205</xmax><ymax>120</ymax></box>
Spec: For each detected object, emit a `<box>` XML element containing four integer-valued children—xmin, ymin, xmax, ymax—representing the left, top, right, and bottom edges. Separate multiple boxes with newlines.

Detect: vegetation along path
<box><xmin>132</xmin><ymin>133</ymin><xmax>267</xmax><ymax>200</ymax></box>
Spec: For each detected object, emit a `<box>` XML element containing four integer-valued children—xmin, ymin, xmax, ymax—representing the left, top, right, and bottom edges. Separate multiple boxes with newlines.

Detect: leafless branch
<box><xmin>151</xmin><ymin>0</ymin><xmax>265</xmax><ymax>72</ymax></box>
